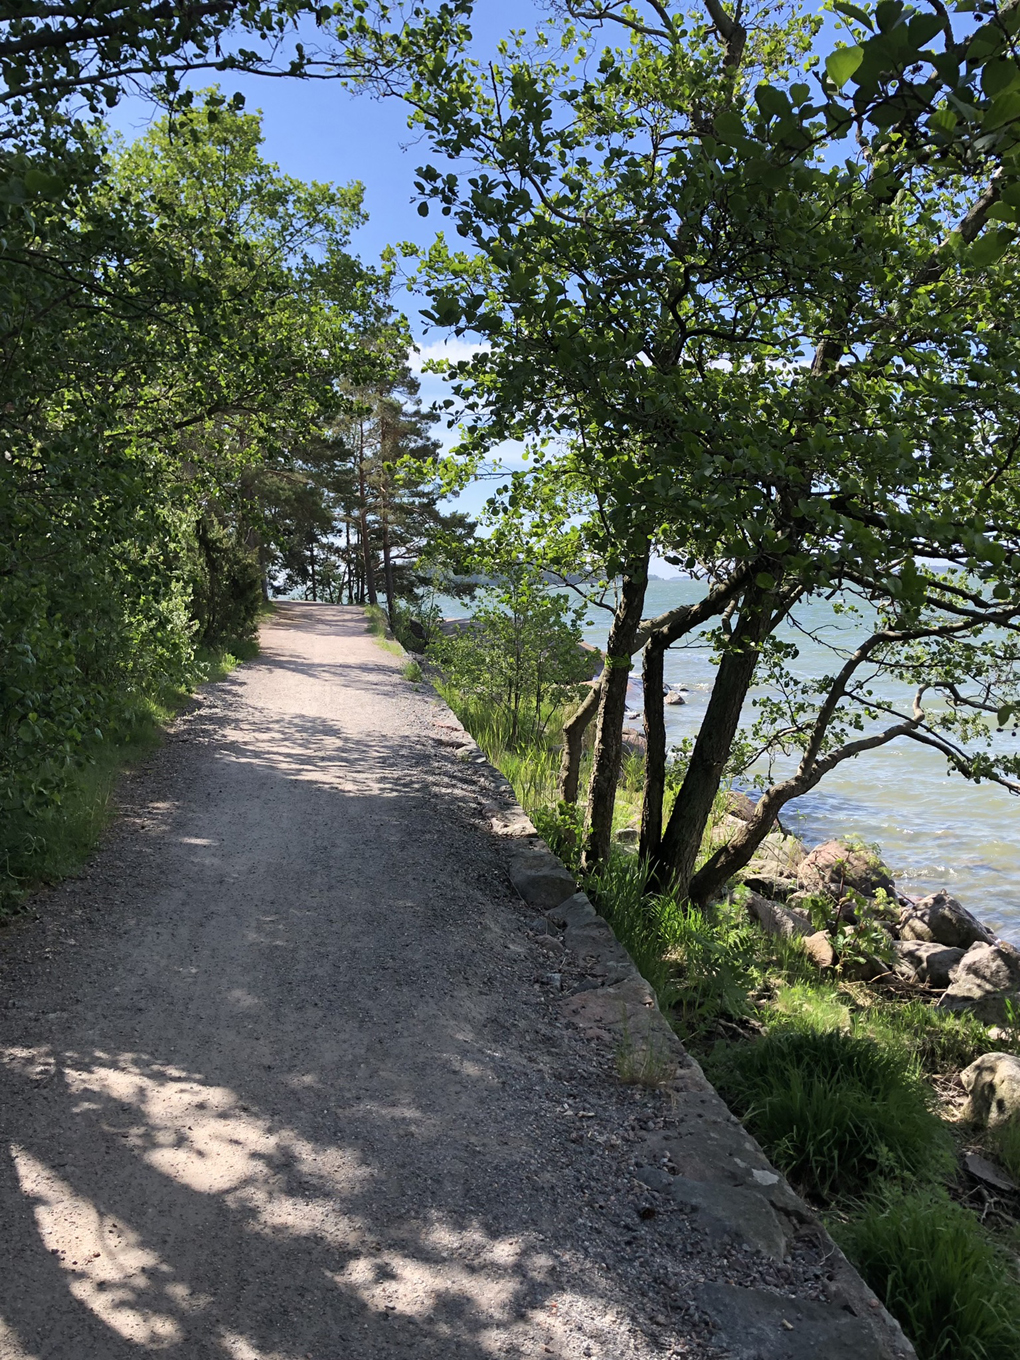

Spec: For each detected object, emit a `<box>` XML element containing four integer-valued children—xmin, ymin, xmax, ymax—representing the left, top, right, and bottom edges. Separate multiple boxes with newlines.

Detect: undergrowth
<box><xmin>704</xmin><ymin>1028</ymin><xmax>953</xmax><ymax>1202</ymax></box>
<box><xmin>0</xmin><ymin>637</ymin><xmax>258</xmax><ymax>917</ymax></box>
<box><xmin>834</xmin><ymin>1188</ymin><xmax>1020</xmax><ymax>1360</ymax></box>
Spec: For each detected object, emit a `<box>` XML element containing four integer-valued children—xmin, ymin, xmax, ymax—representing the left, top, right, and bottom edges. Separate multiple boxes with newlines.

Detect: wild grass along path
<box><xmin>1</xmin><ymin>603</ymin><xmax>893</xmax><ymax>1360</ymax></box>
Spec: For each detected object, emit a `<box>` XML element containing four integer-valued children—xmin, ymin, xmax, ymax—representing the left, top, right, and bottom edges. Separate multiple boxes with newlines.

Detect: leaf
<box><xmin>907</xmin><ymin>13</ymin><xmax>945</xmax><ymax>47</ymax></box>
<box><xmin>981</xmin><ymin>57</ymin><xmax>1020</xmax><ymax>99</ymax></box>
<box><xmin>969</xmin><ymin>228</ymin><xmax>1014</xmax><ymax>266</ymax></box>
<box><xmin>983</xmin><ymin>89</ymin><xmax>1020</xmax><ymax>130</ymax></box>
<box><xmin>790</xmin><ymin>82</ymin><xmax>812</xmax><ymax>105</ymax></box>
<box><xmin>755</xmin><ymin>571</ymin><xmax>776</xmax><ymax>590</ymax></box>
<box><xmin>756</xmin><ymin>83</ymin><xmax>791</xmax><ymax>118</ymax></box>
<box><xmin>826</xmin><ymin>46</ymin><xmax>864</xmax><ymax>88</ymax></box>
<box><xmin>713</xmin><ymin>110</ymin><xmax>747</xmax><ymax>142</ymax></box>
<box><xmin>998</xmin><ymin>705</ymin><xmax>1014</xmax><ymax>727</ymax></box>
<box><xmin>832</xmin><ymin>0</ymin><xmax>875</xmax><ymax>29</ymax></box>
<box><xmin>874</xmin><ymin>0</ymin><xmax>904</xmax><ymax>32</ymax></box>
<box><xmin>417</xmin><ymin>201</ymin><xmax>430</xmax><ymax>216</ymax></box>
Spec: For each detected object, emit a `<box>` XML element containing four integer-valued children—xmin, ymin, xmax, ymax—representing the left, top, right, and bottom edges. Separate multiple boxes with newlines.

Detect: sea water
<box><xmin>436</xmin><ymin>579</ymin><xmax>1020</xmax><ymax>939</ymax></box>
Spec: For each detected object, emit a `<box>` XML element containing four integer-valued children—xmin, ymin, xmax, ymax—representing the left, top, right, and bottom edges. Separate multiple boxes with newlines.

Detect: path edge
<box><xmin>418</xmin><ymin>678</ymin><xmax>917</xmax><ymax>1360</ymax></box>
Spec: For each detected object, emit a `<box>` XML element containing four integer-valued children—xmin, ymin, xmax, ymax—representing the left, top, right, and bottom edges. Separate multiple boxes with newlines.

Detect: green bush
<box><xmin>705</xmin><ymin>1029</ymin><xmax>953</xmax><ymax>1201</ymax></box>
<box><xmin>836</xmin><ymin>1188</ymin><xmax>1020</xmax><ymax>1360</ymax></box>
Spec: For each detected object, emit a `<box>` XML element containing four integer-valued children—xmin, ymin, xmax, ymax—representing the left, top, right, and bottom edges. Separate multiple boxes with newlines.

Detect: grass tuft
<box><xmin>705</xmin><ymin>1028</ymin><xmax>953</xmax><ymax>1202</ymax></box>
<box><xmin>835</xmin><ymin>1187</ymin><xmax>1020</xmax><ymax>1360</ymax></box>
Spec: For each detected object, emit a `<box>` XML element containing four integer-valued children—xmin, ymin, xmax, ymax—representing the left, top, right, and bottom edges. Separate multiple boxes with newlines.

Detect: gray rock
<box><xmin>694</xmin><ymin>1282</ymin><xmax>890</xmax><ymax>1359</ymax></box>
<box><xmin>634</xmin><ymin>1165</ymin><xmax>673</xmax><ymax>1194</ymax></box>
<box><xmin>613</xmin><ymin>825</ymin><xmax>639</xmax><ymax>845</ymax></box>
<box><xmin>665</xmin><ymin>690</ymin><xmax>686</xmax><ymax>705</ymax></box>
<box><xmin>669</xmin><ymin>1175</ymin><xmax>788</xmax><ymax>1260</ymax></box>
<box><xmin>745</xmin><ymin>893</ymin><xmax>815</xmax><ymax>940</ymax></box>
<box><xmin>898</xmin><ymin>892</ymin><xmax>996</xmax><ymax>950</ymax></box>
<box><xmin>964</xmin><ymin>1151</ymin><xmax>1016</xmax><ymax>1191</ymax></box>
<box><xmin>939</xmin><ymin>942</ymin><xmax>1020</xmax><ymax>1024</ymax></box>
<box><xmin>961</xmin><ymin>1052</ymin><xmax>1020</xmax><ymax>1127</ymax></box>
<box><xmin>527</xmin><ymin>916</ymin><xmax>551</xmax><ymax>935</ymax></box>
<box><xmin>892</xmin><ymin>939</ymin><xmax>965</xmax><ymax>988</ymax></box>
<box><xmin>507</xmin><ymin>847</ymin><xmax>576</xmax><ymax>909</ymax></box>
<box><xmin>798</xmin><ymin>839</ymin><xmax>894</xmax><ymax>900</ymax></box>
<box><xmin>546</xmin><ymin>891</ymin><xmax>598</xmax><ymax>929</ymax></box>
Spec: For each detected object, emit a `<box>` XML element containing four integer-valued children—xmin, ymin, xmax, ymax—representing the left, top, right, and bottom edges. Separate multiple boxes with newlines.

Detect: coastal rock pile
<box><xmin>730</xmin><ymin>830</ymin><xmax>1020</xmax><ymax>1026</ymax></box>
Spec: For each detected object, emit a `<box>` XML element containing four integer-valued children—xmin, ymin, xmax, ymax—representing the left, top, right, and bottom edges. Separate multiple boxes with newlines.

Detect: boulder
<box><xmin>739</xmin><ymin>832</ymin><xmax>806</xmax><ymax>899</ymax></box>
<box><xmin>961</xmin><ymin>1052</ymin><xmax>1020</xmax><ymax>1127</ymax></box>
<box><xmin>722</xmin><ymin>789</ymin><xmax>757</xmax><ymax>823</ymax></box>
<box><xmin>507</xmin><ymin>847</ymin><xmax>576</xmax><ymax>910</ymax></box>
<box><xmin>744</xmin><ymin>893</ymin><xmax>815</xmax><ymax>940</ymax></box>
<box><xmin>938</xmin><ymin>941</ymin><xmax>1020</xmax><ymax>1024</ymax></box>
<box><xmin>797</xmin><ymin>839</ymin><xmax>894</xmax><ymax>900</ymax></box>
<box><xmin>613</xmin><ymin>825</ymin><xmax>639</xmax><ymax>845</ymax></box>
<box><xmin>802</xmin><ymin>930</ymin><xmax>836</xmax><ymax>970</ymax></box>
<box><xmin>892</xmin><ymin>939</ymin><xmax>966</xmax><ymax>989</ymax></box>
<box><xmin>665</xmin><ymin>690</ymin><xmax>686</xmax><ymax>705</ymax></box>
<box><xmin>898</xmin><ymin>891</ymin><xmax>996</xmax><ymax>950</ymax></box>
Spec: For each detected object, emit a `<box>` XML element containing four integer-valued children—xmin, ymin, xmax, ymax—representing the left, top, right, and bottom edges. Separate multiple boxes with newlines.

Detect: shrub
<box><xmin>836</xmin><ymin>1188</ymin><xmax>1020</xmax><ymax>1360</ymax></box>
<box><xmin>705</xmin><ymin>1029</ymin><xmax>953</xmax><ymax>1201</ymax></box>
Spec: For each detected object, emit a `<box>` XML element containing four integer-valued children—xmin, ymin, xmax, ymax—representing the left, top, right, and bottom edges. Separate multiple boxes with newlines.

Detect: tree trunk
<box><xmin>580</xmin><ymin>552</ymin><xmax>650</xmax><ymax>875</ymax></box>
<box><xmin>559</xmin><ymin>683</ymin><xmax>601</xmax><ymax>803</ymax></box>
<box><xmin>640</xmin><ymin>635</ymin><xmax>667</xmax><ymax>862</ymax></box>
<box><xmin>358</xmin><ymin>450</ymin><xmax>377</xmax><ymax>608</ymax></box>
<box><xmin>381</xmin><ymin>505</ymin><xmax>397</xmax><ymax>631</ymax></box>
<box><xmin>650</xmin><ymin>585</ymin><xmax>772</xmax><ymax>898</ymax></box>
<box><xmin>309</xmin><ymin>539</ymin><xmax>318</xmax><ymax>602</ymax></box>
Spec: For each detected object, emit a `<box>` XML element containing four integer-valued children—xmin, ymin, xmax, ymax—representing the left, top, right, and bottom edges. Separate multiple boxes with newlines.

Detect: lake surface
<box><xmin>438</xmin><ymin>579</ymin><xmax>1020</xmax><ymax>940</ymax></box>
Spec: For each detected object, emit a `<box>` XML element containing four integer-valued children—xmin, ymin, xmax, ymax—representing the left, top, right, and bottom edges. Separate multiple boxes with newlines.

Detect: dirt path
<box><xmin>1</xmin><ymin>605</ymin><xmax>900</xmax><ymax>1360</ymax></box>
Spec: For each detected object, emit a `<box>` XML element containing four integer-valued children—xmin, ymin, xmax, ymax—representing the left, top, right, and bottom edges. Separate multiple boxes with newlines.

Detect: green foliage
<box><xmin>186</xmin><ymin>516</ymin><xmax>263</xmax><ymax>646</ymax></box>
<box><xmin>835</xmin><ymin>1188</ymin><xmax>1020</xmax><ymax>1360</ymax></box>
<box><xmin>433</xmin><ymin>560</ymin><xmax>591</xmax><ymax>746</ymax></box>
<box><xmin>705</xmin><ymin>1029</ymin><xmax>953</xmax><ymax>1202</ymax></box>
<box><xmin>402</xmin><ymin>660</ymin><xmax>423</xmax><ymax>683</ymax></box>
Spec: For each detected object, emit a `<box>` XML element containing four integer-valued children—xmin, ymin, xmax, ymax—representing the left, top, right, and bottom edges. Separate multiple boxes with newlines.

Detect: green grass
<box><xmin>0</xmin><ymin>638</ymin><xmax>257</xmax><ymax>917</ymax></box>
<box><xmin>835</xmin><ymin>1188</ymin><xmax>1020</xmax><ymax>1360</ymax></box>
<box><xmin>364</xmin><ymin>604</ymin><xmax>405</xmax><ymax>656</ymax></box>
<box><xmin>402</xmin><ymin>660</ymin><xmax>423</xmax><ymax>682</ymax></box>
<box><xmin>705</xmin><ymin>1028</ymin><xmax>954</xmax><ymax>1202</ymax></box>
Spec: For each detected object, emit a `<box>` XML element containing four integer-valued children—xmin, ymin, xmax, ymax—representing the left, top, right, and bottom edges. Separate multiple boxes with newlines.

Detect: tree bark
<box><xmin>381</xmin><ymin>504</ymin><xmax>396</xmax><ymax>630</ymax></box>
<box><xmin>580</xmin><ymin>552</ymin><xmax>650</xmax><ymax>874</ymax></box>
<box><xmin>557</xmin><ymin>566</ymin><xmax>753</xmax><ymax>804</ymax></box>
<box><xmin>640</xmin><ymin>634</ymin><xmax>667</xmax><ymax>862</ymax></box>
<box><xmin>559</xmin><ymin>683</ymin><xmax>601</xmax><ymax>804</ymax></box>
<box><xmin>357</xmin><ymin>423</ymin><xmax>378</xmax><ymax>608</ymax></box>
<box><xmin>650</xmin><ymin>583</ymin><xmax>773</xmax><ymax>897</ymax></box>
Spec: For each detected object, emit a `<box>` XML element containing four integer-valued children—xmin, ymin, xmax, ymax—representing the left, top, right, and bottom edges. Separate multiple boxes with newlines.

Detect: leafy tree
<box><xmin>400</xmin><ymin>0</ymin><xmax>1020</xmax><ymax>894</ymax></box>
<box><xmin>434</xmin><ymin>557</ymin><xmax>592</xmax><ymax>745</ymax></box>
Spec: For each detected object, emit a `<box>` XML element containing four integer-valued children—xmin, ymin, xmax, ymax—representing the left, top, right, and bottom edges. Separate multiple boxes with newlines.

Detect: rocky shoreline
<box><xmin>717</xmin><ymin>803</ymin><xmax>1020</xmax><ymax>1137</ymax></box>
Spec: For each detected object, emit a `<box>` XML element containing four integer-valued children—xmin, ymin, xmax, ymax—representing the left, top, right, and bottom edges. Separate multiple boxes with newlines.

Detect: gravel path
<box><xmin>0</xmin><ymin>604</ymin><xmax>902</xmax><ymax>1360</ymax></box>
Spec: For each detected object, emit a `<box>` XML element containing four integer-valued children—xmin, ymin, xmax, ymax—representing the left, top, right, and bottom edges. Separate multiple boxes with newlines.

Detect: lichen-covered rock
<box><xmin>961</xmin><ymin>1052</ymin><xmax>1020</xmax><ymax>1127</ymax></box>
<box><xmin>898</xmin><ymin>892</ymin><xmax>996</xmax><ymax>950</ymax></box>
<box><xmin>892</xmin><ymin>939</ymin><xmax>966</xmax><ymax>988</ymax></box>
<box><xmin>938</xmin><ymin>941</ymin><xmax>1020</xmax><ymax>1024</ymax></box>
<box><xmin>798</xmin><ymin>839</ymin><xmax>895</xmax><ymax>900</ymax></box>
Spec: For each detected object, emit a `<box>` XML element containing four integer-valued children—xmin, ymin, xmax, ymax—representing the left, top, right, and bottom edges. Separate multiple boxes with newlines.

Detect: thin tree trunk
<box><xmin>651</xmin><ymin>584</ymin><xmax>773</xmax><ymax>898</ymax></box>
<box><xmin>381</xmin><ymin>505</ymin><xmax>397</xmax><ymax>631</ymax></box>
<box><xmin>345</xmin><ymin>514</ymin><xmax>354</xmax><ymax>604</ymax></box>
<box><xmin>357</xmin><ymin>422</ymin><xmax>378</xmax><ymax>608</ymax></box>
<box><xmin>640</xmin><ymin>635</ymin><xmax>667</xmax><ymax>862</ymax></box>
<box><xmin>309</xmin><ymin>539</ymin><xmax>317</xmax><ymax>602</ymax></box>
<box><xmin>559</xmin><ymin>683</ymin><xmax>601</xmax><ymax>803</ymax></box>
<box><xmin>581</xmin><ymin>551</ymin><xmax>650</xmax><ymax>874</ymax></box>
